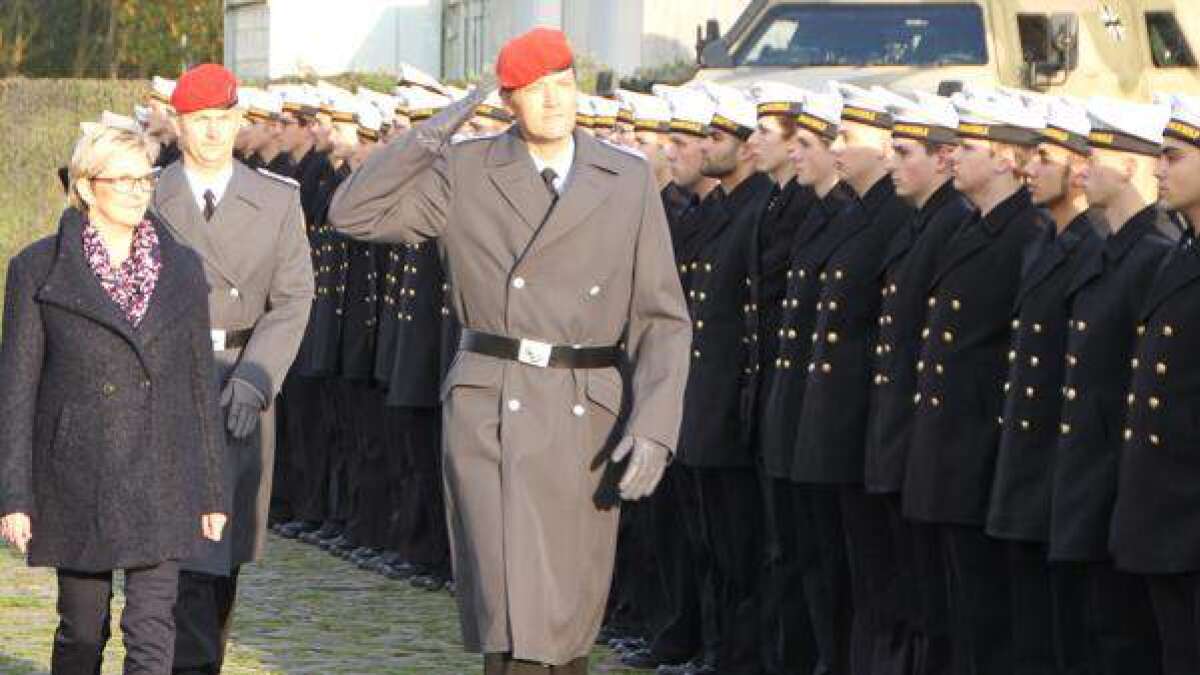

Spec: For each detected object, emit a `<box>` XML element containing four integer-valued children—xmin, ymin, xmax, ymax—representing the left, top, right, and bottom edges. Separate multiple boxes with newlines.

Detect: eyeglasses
<box><xmin>91</xmin><ymin>173</ymin><xmax>158</xmax><ymax>194</ymax></box>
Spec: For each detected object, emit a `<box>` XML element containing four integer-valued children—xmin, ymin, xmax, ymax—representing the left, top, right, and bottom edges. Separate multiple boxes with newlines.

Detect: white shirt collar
<box><xmin>183</xmin><ymin>163</ymin><xmax>235</xmax><ymax>214</ymax></box>
<box><xmin>528</xmin><ymin>137</ymin><xmax>575</xmax><ymax>194</ymax></box>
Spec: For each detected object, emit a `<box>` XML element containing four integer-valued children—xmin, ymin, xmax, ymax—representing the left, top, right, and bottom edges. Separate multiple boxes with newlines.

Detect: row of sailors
<box><xmin>597</xmin><ymin>76</ymin><xmax>1200</xmax><ymax>675</ymax></box>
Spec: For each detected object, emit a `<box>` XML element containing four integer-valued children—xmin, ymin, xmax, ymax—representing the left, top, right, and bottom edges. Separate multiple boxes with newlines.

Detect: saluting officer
<box><xmin>984</xmin><ymin>96</ymin><xmax>1099</xmax><ymax>675</ymax></box>
<box><xmin>1111</xmin><ymin>93</ymin><xmax>1200</xmax><ymax>675</ymax></box>
<box><xmin>329</xmin><ymin>28</ymin><xmax>690</xmax><ymax>674</ymax></box>
<box><xmin>151</xmin><ymin>64</ymin><xmax>313</xmax><ymax>675</ymax></box>
<box><xmin>1047</xmin><ymin>98</ymin><xmax>1174</xmax><ymax>675</ymax></box>
<box><xmin>903</xmin><ymin>90</ymin><xmax>1049</xmax><ymax>675</ymax></box>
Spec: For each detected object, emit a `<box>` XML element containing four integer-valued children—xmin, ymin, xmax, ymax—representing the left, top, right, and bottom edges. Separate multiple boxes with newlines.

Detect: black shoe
<box><xmin>318</xmin><ymin>533</ymin><xmax>349</xmax><ymax>551</ymax></box>
<box><xmin>410</xmin><ymin>573</ymin><xmax>447</xmax><ymax>591</ymax></box>
<box><xmin>300</xmin><ymin>522</ymin><xmax>341</xmax><ymax>545</ymax></box>
<box><xmin>444</xmin><ymin>580</ymin><xmax>455</xmax><ymax>595</ymax></box>
<box><xmin>656</xmin><ymin>659</ymin><xmax>710</xmax><ymax>675</ymax></box>
<box><xmin>277</xmin><ymin>520</ymin><xmax>320</xmax><ymax>539</ymax></box>
<box><xmin>351</xmin><ymin>548</ymin><xmax>382</xmax><ymax>568</ymax></box>
<box><xmin>382</xmin><ymin>562</ymin><xmax>423</xmax><ymax>581</ymax></box>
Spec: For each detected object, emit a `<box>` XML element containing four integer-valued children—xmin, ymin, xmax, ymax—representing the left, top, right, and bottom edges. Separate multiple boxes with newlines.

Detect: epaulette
<box><xmin>599</xmin><ymin>137</ymin><xmax>646</xmax><ymax>161</ymax></box>
<box><xmin>256</xmin><ymin>167</ymin><xmax>300</xmax><ymax>188</ymax></box>
<box><xmin>451</xmin><ymin>131</ymin><xmax>505</xmax><ymax>145</ymax></box>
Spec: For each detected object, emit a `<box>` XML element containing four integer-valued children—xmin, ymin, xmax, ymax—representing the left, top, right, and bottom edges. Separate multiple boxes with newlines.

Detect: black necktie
<box><xmin>541</xmin><ymin>168</ymin><xmax>559</xmax><ymax>200</ymax></box>
<box><xmin>203</xmin><ymin>189</ymin><xmax>217</xmax><ymax>221</ymax></box>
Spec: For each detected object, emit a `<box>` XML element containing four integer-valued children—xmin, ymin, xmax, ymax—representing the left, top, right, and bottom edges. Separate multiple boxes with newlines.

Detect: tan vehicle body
<box><xmin>690</xmin><ymin>0</ymin><xmax>1200</xmax><ymax>100</ymax></box>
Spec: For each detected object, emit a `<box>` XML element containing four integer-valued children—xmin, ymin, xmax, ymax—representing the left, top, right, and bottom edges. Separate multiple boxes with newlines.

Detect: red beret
<box><xmin>496</xmin><ymin>27</ymin><xmax>574</xmax><ymax>91</ymax></box>
<box><xmin>171</xmin><ymin>63</ymin><xmax>239</xmax><ymax>115</ymax></box>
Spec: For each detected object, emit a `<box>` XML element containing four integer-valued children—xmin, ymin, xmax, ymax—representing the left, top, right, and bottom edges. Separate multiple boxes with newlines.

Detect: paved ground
<box><xmin>0</xmin><ymin>536</ymin><xmax>648</xmax><ymax>674</ymax></box>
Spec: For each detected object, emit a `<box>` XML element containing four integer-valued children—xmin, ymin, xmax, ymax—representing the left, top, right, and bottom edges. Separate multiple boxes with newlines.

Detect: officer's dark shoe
<box><xmin>352</xmin><ymin>549</ymin><xmax>382</xmax><ymax>568</ymax></box>
<box><xmin>444</xmin><ymin>579</ymin><xmax>455</xmax><ymax>595</ymax></box>
<box><xmin>318</xmin><ymin>532</ymin><xmax>349</xmax><ymax>551</ymax></box>
<box><xmin>411</xmin><ymin>573</ymin><xmax>448</xmax><ymax>591</ymax></box>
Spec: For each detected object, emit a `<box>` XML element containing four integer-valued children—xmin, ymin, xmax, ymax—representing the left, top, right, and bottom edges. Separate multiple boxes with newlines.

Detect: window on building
<box><xmin>735</xmin><ymin>3</ymin><xmax>988</xmax><ymax>67</ymax></box>
<box><xmin>1146</xmin><ymin>11</ymin><xmax>1196</xmax><ymax>68</ymax></box>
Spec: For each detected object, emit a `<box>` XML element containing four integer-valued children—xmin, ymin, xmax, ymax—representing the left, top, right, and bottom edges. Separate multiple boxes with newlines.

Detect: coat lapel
<box><xmin>525</xmin><ymin>130</ymin><xmax>618</xmax><ymax>258</ymax></box>
<box><xmin>152</xmin><ymin>161</ymin><xmax>241</xmax><ymax>288</ymax></box>
<box><xmin>1141</xmin><ymin>244</ymin><xmax>1200</xmax><ymax>319</ymax></box>
<box><xmin>1014</xmin><ymin>241</ymin><xmax>1066</xmax><ymax>309</ymax></box>
<box><xmin>487</xmin><ymin>129</ymin><xmax>554</xmax><ymax>232</ymax></box>
<box><xmin>926</xmin><ymin>220</ymin><xmax>990</xmax><ymax>293</ymax></box>
<box><xmin>136</xmin><ymin>219</ymin><xmax>203</xmax><ymax>347</ymax></box>
<box><xmin>35</xmin><ymin>210</ymin><xmax>140</xmax><ymax>350</ymax></box>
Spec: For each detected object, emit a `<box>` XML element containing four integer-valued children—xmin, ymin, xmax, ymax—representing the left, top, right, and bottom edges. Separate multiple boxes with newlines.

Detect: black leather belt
<box><xmin>460</xmin><ymin>329</ymin><xmax>620</xmax><ymax>369</ymax></box>
<box><xmin>211</xmin><ymin>328</ymin><xmax>253</xmax><ymax>351</ymax></box>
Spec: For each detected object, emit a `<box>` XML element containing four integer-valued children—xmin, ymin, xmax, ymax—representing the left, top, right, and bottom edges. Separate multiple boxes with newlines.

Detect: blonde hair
<box><xmin>67</xmin><ymin>126</ymin><xmax>159</xmax><ymax>212</ymax></box>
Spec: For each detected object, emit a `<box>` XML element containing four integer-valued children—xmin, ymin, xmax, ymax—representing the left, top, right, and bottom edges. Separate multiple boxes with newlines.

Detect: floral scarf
<box><xmin>81</xmin><ymin>218</ymin><xmax>161</xmax><ymax>327</ymax></box>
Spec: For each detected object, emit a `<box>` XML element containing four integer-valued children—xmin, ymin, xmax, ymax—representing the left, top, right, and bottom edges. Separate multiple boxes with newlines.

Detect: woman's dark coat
<box><xmin>0</xmin><ymin>208</ymin><xmax>226</xmax><ymax>573</ymax></box>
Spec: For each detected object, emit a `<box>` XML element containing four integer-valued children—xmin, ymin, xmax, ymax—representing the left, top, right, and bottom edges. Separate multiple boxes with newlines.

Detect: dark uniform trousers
<box><xmin>905</xmin><ymin>189</ymin><xmax>1053</xmax><ymax>675</ymax></box>
<box><xmin>751</xmin><ymin>180</ymin><xmax>821</xmax><ymax>675</ymax></box>
<box><xmin>1110</xmin><ymin>235</ymin><xmax>1200</xmax><ymax>675</ymax></box>
<box><xmin>988</xmin><ymin>215</ymin><xmax>1101</xmax><ymax>675</ymax></box>
<box><xmin>865</xmin><ymin>182</ymin><xmax>972</xmax><ymax>675</ymax></box>
<box><xmin>55</xmin><ymin>561</ymin><xmax>180</xmax><ymax>675</ymax></box>
<box><xmin>391</xmin><ymin>406</ymin><xmax>450</xmax><ymax>571</ymax></box>
<box><xmin>173</xmin><ymin>567</ymin><xmax>238</xmax><ymax>674</ymax></box>
<box><xmin>345</xmin><ymin>387</ymin><xmax>392</xmax><ymax>549</ymax></box>
<box><xmin>760</xmin><ymin>185</ymin><xmax>856</xmax><ymax>675</ymax></box>
<box><xmin>1049</xmin><ymin>207</ymin><xmax>1173</xmax><ymax>675</ymax></box>
<box><xmin>649</xmin><ymin>463</ymin><xmax>713</xmax><ymax>664</ymax></box>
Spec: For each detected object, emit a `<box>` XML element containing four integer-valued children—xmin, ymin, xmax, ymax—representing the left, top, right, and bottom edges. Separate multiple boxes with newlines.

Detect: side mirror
<box><xmin>1049</xmin><ymin>13</ymin><xmax>1079</xmax><ymax>71</ymax></box>
<box><xmin>1017</xmin><ymin>12</ymin><xmax>1079</xmax><ymax>88</ymax></box>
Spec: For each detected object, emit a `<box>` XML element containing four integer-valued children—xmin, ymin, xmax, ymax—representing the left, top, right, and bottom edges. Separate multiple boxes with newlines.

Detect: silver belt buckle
<box><xmin>211</xmin><ymin>329</ymin><xmax>227</xmax><ymax>352</ymax></box>
<box><xmin>517</xmin><ymin>338</ymin><xmax>553</xmax><ymax>368</ymax></box>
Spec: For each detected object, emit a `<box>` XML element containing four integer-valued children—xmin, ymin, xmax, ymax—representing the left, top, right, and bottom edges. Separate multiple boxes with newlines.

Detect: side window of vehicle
<box><xmin>1146</xmin><ymin>11</ymin><xmax>1197</xmax><ymax>68</ymax></box>
<box><xmin>1017</xmin><ymin>14</ymin><xmax>1051</xmax><ymax>63</ymax></box>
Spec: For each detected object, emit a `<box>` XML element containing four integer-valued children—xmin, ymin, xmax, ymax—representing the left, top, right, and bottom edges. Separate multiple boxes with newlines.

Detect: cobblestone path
<box><xmin>0</xmin><ymin>536</ymin><xmax>646</xmax><ymax>674</ymax></box>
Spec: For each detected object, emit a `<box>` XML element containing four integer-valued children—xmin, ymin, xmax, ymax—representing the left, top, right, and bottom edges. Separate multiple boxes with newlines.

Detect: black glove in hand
<box><xmin>220</xmin><ymin>379</ymin><xmax>265</xmax><ymax>440</ymax></box>
<box><xmin>413</xmin><ymin>80</ymin><xmax>494</xmax><ymax>154</ymax></box>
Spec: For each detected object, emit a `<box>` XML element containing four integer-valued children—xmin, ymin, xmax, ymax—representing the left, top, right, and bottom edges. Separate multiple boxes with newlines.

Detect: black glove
<box><xmin>412</xmin><ymin>78</ymin><xmax>495</xmax><ymax>154</ymax></box>
<box><xmin>220</xmin><ymin>379</ymin><xmax>265</xmax><ymax>440</ymax></box>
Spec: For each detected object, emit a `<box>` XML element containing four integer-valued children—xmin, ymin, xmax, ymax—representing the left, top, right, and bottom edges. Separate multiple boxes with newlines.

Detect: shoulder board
<box><xmin>451</xmin><ymin>131</ymin><xmax>504</xmax><ymax>145</ymax></box>
<box><xmin>256</xmin><ymin>167</ymin><xmax>300</xmax><ymax>188</ymax></box>
<box><xmin>599</xmin><ymin>138</ymin><xmax>646</xmax><ymax>160</ymax></box>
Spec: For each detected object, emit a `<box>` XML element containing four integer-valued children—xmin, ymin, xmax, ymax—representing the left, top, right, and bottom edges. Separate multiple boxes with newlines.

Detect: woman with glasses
<box><xmin>0</xmin><ymin>125</ymin><xmax>228</xmax><ymax>674</ymax></box>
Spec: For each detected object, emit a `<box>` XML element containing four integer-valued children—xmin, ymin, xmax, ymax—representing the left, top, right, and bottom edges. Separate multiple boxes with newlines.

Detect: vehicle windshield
<box><xmin>735</xmin><ymin>3</ymin><xmax>988</xmax><ymax>67</ymax></box>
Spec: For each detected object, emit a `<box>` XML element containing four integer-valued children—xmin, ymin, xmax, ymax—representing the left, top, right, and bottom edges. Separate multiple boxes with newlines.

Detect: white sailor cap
<box><xmin>575</xmin><ymin>94</ymin><xmax>598</xmax><ymax>128</ymax></box>
<box><xmin>356</xmin><ymin>86</ymin><xmax>399</xmax><ymax>115</ymax></box>
<box><xmin>150</xmin><ymin>76</ymin><xmax>175</xmax><ymax>103</ymax></box>
<box><xmin>592</xmin><ymin>97</ymin><xmax>621</xmax><ymax>130</ymax></box>
<box><xmin>356</xmin><ymin>101</ymin><xmax>384</xmax><ymax>140</ymax></box>
<box><xmin>658</xmin><ymin>85</ymin><xmax>716</xmax><ymax>138</ymax></box>
<box><xmin>1159</xmin><ymin>93</ymin><xmax>1200</xmax><ymax>148</ymax></box>
<box><xmin>397</xmin><ymin>86</ymin><xmax>450</xmax><ymax>122</ymax></box>
<box><xmin>951</xmin><ymin>89</ymin><xmax>1043</xmax><ymax>146</ymax></box>
<box><xmin>617</xmin><ymin>99</ymin><xmax>635</xmax><ymax>127</ymax></box>
<box><xmin>697</xmin><ymin>82</ymin><xmax>756</xmax><ymax>139</ymax></box>
<box><xmin>316</xmin><ymin>81</ymin><xmax>358</xmax><ymax>119</ymax></box>
<box><xmin>246</xmin><ymin>90</ymin><xmax>284</xmax><ymax>121</ymax></box>
<box><xmin>1086</xmin><ymin>97</ymin><xmax>1169</xmax><ymax>156</ymax></box>
<box><xmin>396</xmin><ymin>62</ymin><xmax>447</xmax><ymax>96</ymax></box>
<box><xmin>886</xmin><ymin>90</ymin><xmax>960</xmax><ymax>145</ymax></box>
<box><xmin>1038</xmin><ymin>96</ymin><xmax>1090</xmax><ymax>155</ymax></box>
<box><xmin>83</xmin><ymin>110</ymin><xmax>140</xmax><ymax>135</ymax></box>
<box><xmin>474</xmin><ymin>90</ymin><xmax>514</xmax><ymax>123</ymax></box>
<box><xmin>749</xmin><ymin>80</ymin><xmax>806</xmax><ymax>118</ymax></box>
<box><xmin>796</xmin><ymin>89</ymin><xmax>842</xmax><ymax>141</ymax></box>
<box><xmin>617</xmin><ymin>89</ymin><xmax>672</xmax><ymax>132</ymax></box>
<box><xmin>273</xmin><ymin>84</ymin><xmax>322</xmax><ymax>117</ymax></box>
<box><xmin>443</xmin><ymin>85</ymin><xmax>469</xmax><ymax>102</ymax></box>
<box><xmin>832</xmin><ymin>82</ymin><xmax>894</xmax><ymax>129</ymax></box>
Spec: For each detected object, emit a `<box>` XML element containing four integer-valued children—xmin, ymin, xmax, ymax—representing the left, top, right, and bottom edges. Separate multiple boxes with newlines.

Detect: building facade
<box><xmin>224</xmin><ymin>0</ymin><xmax>749</xmax><ymax>82</ymax></box>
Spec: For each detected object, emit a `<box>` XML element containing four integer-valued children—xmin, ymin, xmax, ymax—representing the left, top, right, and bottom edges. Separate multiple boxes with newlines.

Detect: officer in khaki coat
<box><xmin>329</xmin><ymin>28</ymin><xmax>691</xmax><ymax>674</ymax></box>
<box><xmin>149</xmin><ymin>64</ymin><xmax>314</xmax><ymax>675</ymax></box>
